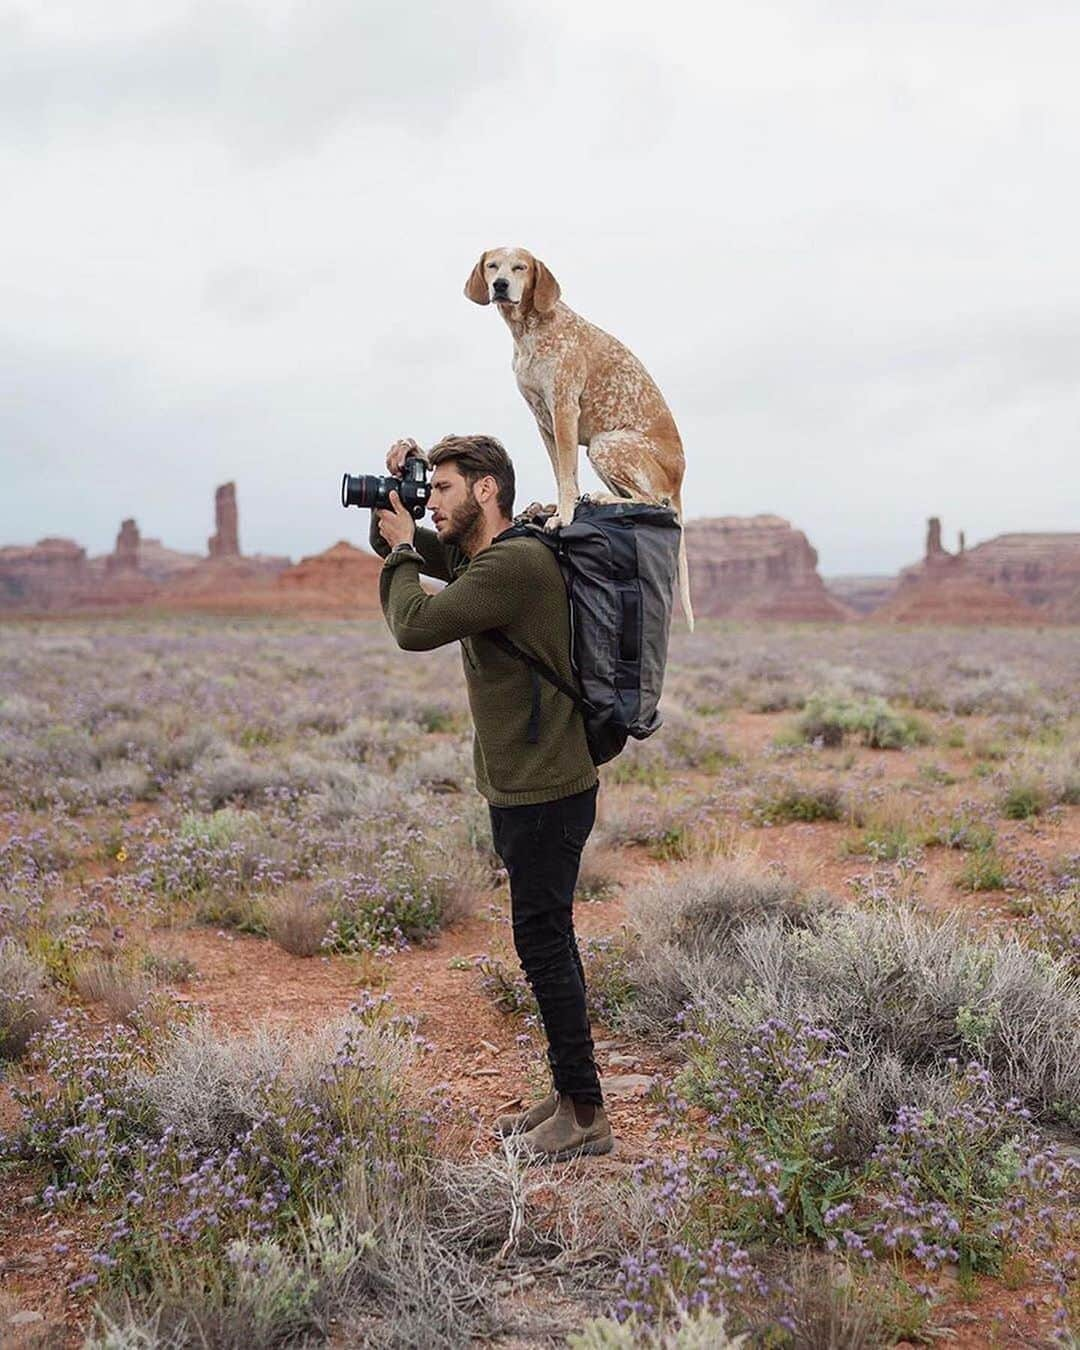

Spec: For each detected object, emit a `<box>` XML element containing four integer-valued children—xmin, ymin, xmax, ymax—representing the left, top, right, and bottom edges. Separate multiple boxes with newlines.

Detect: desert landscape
<box><xmin>3</xmin><ymin>482</ymin><xmax>1079</xmax><ymax>628</ymax></box>
<box><xmin>1</xmin><ymin>613</ymin><xmax>1077</xmax><ymax>1347</ymax></box>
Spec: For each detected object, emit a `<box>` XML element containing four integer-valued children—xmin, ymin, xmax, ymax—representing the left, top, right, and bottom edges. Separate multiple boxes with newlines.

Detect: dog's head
<box><xmin>463</xmin><ymin>247</ymin><xmax>560</xmax><ymax>315</ymax></box>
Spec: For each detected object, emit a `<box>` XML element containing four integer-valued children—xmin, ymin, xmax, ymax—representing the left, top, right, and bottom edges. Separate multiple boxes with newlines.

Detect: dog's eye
<box><xmin>487</xmin><ymin>262</ymin><xmax>498</xmax><ymax>269</ymax></box>
<box><xmin>512</xmin><ymin>265</ymin><xmax>525</xmax><ymax>272</ymax></box>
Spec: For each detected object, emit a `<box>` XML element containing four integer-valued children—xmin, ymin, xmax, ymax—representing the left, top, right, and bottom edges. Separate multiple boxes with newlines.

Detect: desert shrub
<box><xmin>393</xmin><ymin>739</ymin><xmax>472</xmax><ymax>794</ymax></box>
<box><xmin>751</xmin><ymin>781</ymin><xmax>846</xmax><ymax>825</ymax></box>
<box><xmin>1001</xmin><ymin>779</ymin><xmax>1046</xmax><ymax>820</ymax></box>
<box><xmin>921</xmin><ymin>808</ymin><xmax>996</xmax><ymax>853</ymax></box>
<box><xmin>1002</xmin><ymin>741</ymin><xmax>1080</xmax><ymax>814</ymax></box>
<box><xmin>958</xmin><ymin>847</ymin><xmax>1008</xmax><ymax>892</ymax></box>
<box><xmin>0</xmin><ymin>938</ymin><xmax>56</xmax><ymax>1059</ymax></box>
<box><xmin>332</xmin><ymin>715</ymin><xmax>420</xmax><ymax>765</ymax></box>
<box><xmin>843</xmin><ymin>820</ymin><xmax>921</xmax><ymax>863</ymax></box>
<box><xmin>794</xmin><ymin>693</ymin><xmax>929</xmax><ymax>750</ymax></box>
<box><xmin>73</xmin><ymin>956</ymin><xmax>156</xmax><ymax>1022</ymax></box>
<box><xmin>188</xmin><ymin>749</ymin><xmax>276</xmax><ymax>808</ymax></box>
<box><xmin>949</xmin><ymin>674</ymin><xmax>1042</xmax><ymax>718</ymax></box>
<box><xmin>264</xmin><ymin>890</ymin><xmax>332</xmax><ymax>957</ymax></box>
<box><xmin>141</xmin><ymin>811</ymin><xmax>294</xmax><ymax>918</ymax></box>
<box><xmin>0</xmin><ymin>692</ymin><xmax>50</xmax><ymax>726</ymax></box>
<box><xmin>625</xmin><ymin>874</ymin><xmax>1080</xmax><ymax>1124</ymax></box>
<box><xmin>672</xmin><ymin>1015</ymin><xmax>1053</xmax><ymax>1274</ymax></box>
<box><xmin>474</xmin><ymin>954</ymin><xmax>535</xmax><ymax>1017</ymax></box>
<box><xmin>576</xmin><ymin>843</ymin><xmax>619</xmax><ymax>901</ymax></box>
<box><xmin>11</xmin><ymin>1011</ymin><xmax>465</xmax><ymax>1341</ymax></box>
<box><xmin>141</xmin><ymin>951</ymin><xmax>198</xmax><ymax>985</ymax></box>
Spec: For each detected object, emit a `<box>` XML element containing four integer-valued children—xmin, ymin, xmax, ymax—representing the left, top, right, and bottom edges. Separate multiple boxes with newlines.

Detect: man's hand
<box><xmin>376</xmin><ymin>491</ymin><xmax>416</xmax><ymax>551</ymax></box>
<box><xmin>386</xmin><ymin>437</ymin><xmax>425</xmax><ymax>475</ymax></box>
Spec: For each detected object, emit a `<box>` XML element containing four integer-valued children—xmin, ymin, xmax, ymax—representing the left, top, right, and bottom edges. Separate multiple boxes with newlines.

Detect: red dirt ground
<box><xmin>2</xmin><ymin>711</ymin><xmax>1076</xmax><ymax>1346</ymax></box>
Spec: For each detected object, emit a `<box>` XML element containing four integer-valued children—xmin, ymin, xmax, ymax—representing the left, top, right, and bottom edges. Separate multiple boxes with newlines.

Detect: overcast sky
<box><xmin>3</xmin><ymin>0</ymin><xmax>1078</xmax><ymax>576</ymax></box>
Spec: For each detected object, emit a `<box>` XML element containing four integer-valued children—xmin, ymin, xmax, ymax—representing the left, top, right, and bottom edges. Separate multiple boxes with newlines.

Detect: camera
<box><xmin>340</xmin><ymin>456</ymin><xmax>430</xmax><ymax>520</ymax></box>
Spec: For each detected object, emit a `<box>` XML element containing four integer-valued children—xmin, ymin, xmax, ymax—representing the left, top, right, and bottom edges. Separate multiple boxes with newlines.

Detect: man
<box><xmin>369</xmin><ymin>433</ymin><xmax>612</xmax><ymax>1161</ymax></box>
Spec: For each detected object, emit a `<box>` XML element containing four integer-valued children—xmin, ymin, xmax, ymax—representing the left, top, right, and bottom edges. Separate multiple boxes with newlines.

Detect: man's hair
<box><xmin>428</xmin><ymin>435</ymin><xmax>515</xmax><ymax>517</ymax></box>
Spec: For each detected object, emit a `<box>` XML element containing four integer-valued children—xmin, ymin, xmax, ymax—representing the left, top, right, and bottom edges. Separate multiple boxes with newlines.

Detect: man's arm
<box><xmin>368</xmin><ymin>512</ymin><xmax>456</xmax><ymax>582</ymax></box>
<box><xmin>380</xmin><ymin>546</ymin><xmax>527</xmax><ymax>651</ymax></box>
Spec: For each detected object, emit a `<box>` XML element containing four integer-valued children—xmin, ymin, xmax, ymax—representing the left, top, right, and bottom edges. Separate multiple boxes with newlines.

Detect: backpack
<box><xmin>487</xmin><ymin>498</ymin><xmax>682</xmax><ymax>766</ymax></box>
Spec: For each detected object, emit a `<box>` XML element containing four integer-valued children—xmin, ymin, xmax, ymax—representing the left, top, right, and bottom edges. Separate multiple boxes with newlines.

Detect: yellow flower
<box><xmin>115</xmin><ymin>847</ymin><xmax>128</xmax><ymax>863</ymax></box>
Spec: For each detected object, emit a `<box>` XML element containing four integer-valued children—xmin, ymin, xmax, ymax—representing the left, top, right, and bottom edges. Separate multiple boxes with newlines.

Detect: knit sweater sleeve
<box><xmin>368</xmin><ymin>513</ymin><xmax>456</xmax><ymax>583</ymax></box>
<box><xmin>380</xmin><ymin>546</ymin><xmax>527</xmax><ymax>651</ymax></box>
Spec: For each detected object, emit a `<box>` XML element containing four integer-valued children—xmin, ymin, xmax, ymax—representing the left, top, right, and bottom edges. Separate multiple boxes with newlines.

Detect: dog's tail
<box><xmin>672</xmin><ymin>491</ymin><xmax>694</xmax><ymax>632</ymax></box>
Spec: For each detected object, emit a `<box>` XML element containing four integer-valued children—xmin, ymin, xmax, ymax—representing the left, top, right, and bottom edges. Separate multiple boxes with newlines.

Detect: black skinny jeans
<box><xmin>488</xmin><ymin>784</ymin><xmax>603</xmax><ymax>1106</ymax></box>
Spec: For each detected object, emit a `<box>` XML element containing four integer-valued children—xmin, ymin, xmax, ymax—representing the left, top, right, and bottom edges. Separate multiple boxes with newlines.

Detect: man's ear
<box><xmin>531</xmin><ymin>257</ymin><xmax>561</xmax><ymax>314</ymax></box>
<box><xmin>463</xmin><ymin>252</ymin><xmax>491</xmax><ymax>305</ymax></box>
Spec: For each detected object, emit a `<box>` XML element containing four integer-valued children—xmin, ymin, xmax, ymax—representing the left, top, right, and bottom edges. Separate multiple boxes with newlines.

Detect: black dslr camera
<box><xmin>340</xmin><ymin>456</ymin><xmax>430</xmax><ymax>520</ymax></box>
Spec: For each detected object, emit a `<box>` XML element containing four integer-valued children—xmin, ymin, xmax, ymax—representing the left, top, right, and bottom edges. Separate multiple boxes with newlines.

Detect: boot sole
<box><xmin>524</xmin><ymin>1133</ymin><xmax>615</xmax><ymax>1163</ymax></box>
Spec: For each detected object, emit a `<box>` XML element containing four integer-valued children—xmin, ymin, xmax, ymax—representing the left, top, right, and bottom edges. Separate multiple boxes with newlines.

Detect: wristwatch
<box><xmin>388</xmin><ymin>541</ymin><xmax>417</xmax><ymax>558</ymax></box>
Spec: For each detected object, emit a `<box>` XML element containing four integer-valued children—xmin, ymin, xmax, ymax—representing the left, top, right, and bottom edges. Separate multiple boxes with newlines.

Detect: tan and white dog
<box><xmin>464</xmin><ymin>246</ymin><xmax>693</xmax><ymax>629</ymax></box>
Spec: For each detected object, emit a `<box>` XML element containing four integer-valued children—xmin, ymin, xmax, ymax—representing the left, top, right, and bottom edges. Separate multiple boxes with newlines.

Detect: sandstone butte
<box><xmin>2</xmin><ymin>490</ymin><xmax>1076</xmax><ymax>625</ymax></box>
<box><xmin>869</xmin><ymin>517</ymin><xmax>1080</xmax><ymax>625</ymax></box>
<box><xmin>680</xmin><ymin>515</ymin><xmax>853</xmax><ymax>621</ymax></box>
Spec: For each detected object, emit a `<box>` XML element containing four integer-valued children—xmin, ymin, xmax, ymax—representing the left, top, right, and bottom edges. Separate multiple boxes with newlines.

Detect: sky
<box><xmin>2</xmin><ymin>0</ymin><xmax>1078</xmax><ymax>576</ymax></box>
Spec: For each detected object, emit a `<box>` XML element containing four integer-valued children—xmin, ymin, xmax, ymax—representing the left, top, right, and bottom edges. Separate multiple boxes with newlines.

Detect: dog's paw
<box><xmin>514</xmin><ymin>501</ymin><xmax>556</xmax><ymax>526</ymax></box>
<box><xmin>543</xmin><ymin>513</ymin><xmax>564</xmax><ymax>533</ymax></box>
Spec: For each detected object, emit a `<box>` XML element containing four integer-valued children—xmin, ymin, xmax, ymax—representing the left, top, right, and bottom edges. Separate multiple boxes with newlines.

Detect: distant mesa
<box><xmin>0</xmin><ymin>482</ymin><xmax>287</xmax><ymax>615</ymax></box>
<box><xmin>275</xmin><ymin>541</ymin><xmax>384</xmax><ymax>615</ymax></box>
<box><xmin>683</xmin><ymin>515</ymin><xmax>853</xmax><ymax>622</ymax></box>
<box><xmin>0</xmin><ymin>537</ymin><xmax>87</xmax><ymax>611</ymax></box>
<box><xmin>2</xmin><ymin>491</ymin><xmax>1076</xmax><ymax>624</ymax></box>
<box><xmin>868</xmin><ymin>516</ymin><xmax>1080</xmax><ymax>624</ymax></box>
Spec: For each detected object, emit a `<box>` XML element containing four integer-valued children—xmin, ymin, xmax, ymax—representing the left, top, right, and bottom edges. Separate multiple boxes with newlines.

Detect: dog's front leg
<box><xmin>547</xmin><ymin>401</ymin><xmax>581</xmax><ymax>532</ymax></box>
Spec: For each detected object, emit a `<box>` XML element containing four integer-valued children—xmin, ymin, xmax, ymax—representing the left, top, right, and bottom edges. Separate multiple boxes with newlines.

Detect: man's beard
<box><xmin>440</xmin><ymin>495</ymin><xmax>484</xmax><ymax>551</ymax></box>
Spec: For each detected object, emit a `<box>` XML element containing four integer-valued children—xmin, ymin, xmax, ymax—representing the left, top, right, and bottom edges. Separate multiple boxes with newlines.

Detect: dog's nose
<box><xmin>492</xmin><ymin>277</ymin><xmax>509</xmax><ymax>293</ymax></box>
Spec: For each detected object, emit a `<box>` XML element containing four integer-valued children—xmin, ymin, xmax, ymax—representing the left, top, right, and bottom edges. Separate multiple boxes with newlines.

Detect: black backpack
<box><xmin>487</xmin><ymin>498</ymin><xmax>681</xmax><ymax>765</ymax></box>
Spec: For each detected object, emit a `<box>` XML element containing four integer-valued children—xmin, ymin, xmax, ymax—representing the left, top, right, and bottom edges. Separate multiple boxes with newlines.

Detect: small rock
<box><xmin>593</xmin><ymin>1039</ymin><xmax>624</xmax><ymax>1051</ymax></box>
<box><xmin>608</xmin><ymin>1053</ymin><xmax>639</xmax><ymax>1067</ymax></box>
<box><xmin>8</xmin><ymin>1311</ymin><xmax>45</xmax><ymax>1328</ymax></box>
<box><xmin>603</xmin><ymin>1074</ymin><xmax>653</xmax><ymax>1096</ymax></box>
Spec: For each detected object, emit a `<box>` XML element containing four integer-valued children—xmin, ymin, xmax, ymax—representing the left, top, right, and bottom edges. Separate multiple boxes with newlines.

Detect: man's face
<box><xmin>429</xmin><ymin>462</ymin><xmax>483</xmax><ymax>547</ymax></box>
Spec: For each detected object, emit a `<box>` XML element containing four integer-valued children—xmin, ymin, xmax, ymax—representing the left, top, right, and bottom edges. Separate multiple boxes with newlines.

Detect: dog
<box><xmin>464</xmin><ymin>246</ymin><xmax>693</xmax><ymax>629</ymax></box>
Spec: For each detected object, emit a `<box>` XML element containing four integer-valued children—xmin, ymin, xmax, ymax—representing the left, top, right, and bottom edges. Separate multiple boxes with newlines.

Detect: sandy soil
<box><xmin>1</xmin><ymin>710</ymin><xmax>1076</xmax><ymax>1347</ymax></box>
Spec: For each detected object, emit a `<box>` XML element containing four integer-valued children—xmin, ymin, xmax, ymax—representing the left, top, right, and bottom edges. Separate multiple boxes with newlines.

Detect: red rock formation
<box><xmin>275</xmin><ymin>541</ymin><xmax>384</xmax><ymax>615</ymax></box>
<box><xmin>961</xmin><ymin>533</ymin><xmax>1080</xmax><ymax>617</ymax></box>
<box><xmin>208</xmin><ymin>482</ymin><xmax>240</xmax><ymax>558</ymax></box>
<box><xmin>683</xmin><ymin>516</ymin><xmax>851</xmax><ymax>621</ymax></box>
<box><xmin>876</xmin><ymin>516</ymin><xmax>1080</xmax><ymax>623</ymax></box>
<box><xmin>0</xmin><ymin>538</ymin><xmax>88</xmax><ymax>611</ymax></box>
<box><xmin>873</xmin><ymin>574</ymin><xmax>1038</xmax><ymax>625</ymax></box>
<box><xmin>105</xmin><ymin>519</ymin><xmax>140</xmax><ymax>574</ymax></box>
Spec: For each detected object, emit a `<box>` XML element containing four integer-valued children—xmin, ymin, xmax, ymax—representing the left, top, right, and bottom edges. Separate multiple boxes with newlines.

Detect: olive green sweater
<box><xmin>369</xmin><ymin>516</ymin><xmax>597</xmax><ymax>807</ymax></box>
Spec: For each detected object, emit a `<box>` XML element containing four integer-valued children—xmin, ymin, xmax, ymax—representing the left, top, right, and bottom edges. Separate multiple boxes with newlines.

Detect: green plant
<box><xmin>1001</xmin><ymin>782</ymin><xmax>1045</xmax><ymax>820</ymax></box>
<box><xmin>959</xmin><ymin>849</ymin><xmax>1008</xmax><ymax>893</ymax></box>
<box><xmin>751</xmin><ymin>784</ymin><xmax>845</xmax><ymax>825</ymax></box>
<box><xmin>794</xmin><ymin>693</ymin><xmax>929</xmax><ymax>751</ymax></box>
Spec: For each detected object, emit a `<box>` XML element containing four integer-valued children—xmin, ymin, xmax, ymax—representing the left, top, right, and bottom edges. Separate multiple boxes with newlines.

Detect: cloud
<box><xmin>0</xmin><ymin>0</ymin><xmax>526</xmax><ymax>159</ymax></box>
<box><xmin>2</xmin><ymin>0</ymin><xmax>1078</xmax><ymax>575</ymax></box>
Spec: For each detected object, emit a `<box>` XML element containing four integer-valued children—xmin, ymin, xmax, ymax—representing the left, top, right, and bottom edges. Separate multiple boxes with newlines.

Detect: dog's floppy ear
<box><xmin>531</xmin><ymin>257</ymin><xmax>561</xmax><ymax>314</ymax></box>
<box><xmin>463</xmin><ymin>252</ymin><xmax>491</xmax><ymax>305</ymax></box>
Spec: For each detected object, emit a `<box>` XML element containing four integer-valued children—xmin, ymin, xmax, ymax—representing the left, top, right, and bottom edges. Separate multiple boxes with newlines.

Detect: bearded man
<box><xmin>368</xmin><ymin>433</ymin><xmax>612</xmax><ymax>1161</ymax></box>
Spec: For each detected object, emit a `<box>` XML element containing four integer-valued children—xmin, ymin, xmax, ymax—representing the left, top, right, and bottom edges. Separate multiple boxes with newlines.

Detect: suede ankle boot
<box><xmin>494</xmin><ymin>1090</ymin><xmax>558</xmax><ymax>1138</ymax></box>
<box><xmin>516</xmin><ymin>1093</ymin><xmax>613</xmax><ymax>1162</ymax></box>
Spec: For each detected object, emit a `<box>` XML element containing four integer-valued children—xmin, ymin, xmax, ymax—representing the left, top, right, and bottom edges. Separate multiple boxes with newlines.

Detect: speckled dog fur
<box><xmin>464</xmin><ymin>246</ymin><xmax>693</xmax><ymax>630</ymax></box>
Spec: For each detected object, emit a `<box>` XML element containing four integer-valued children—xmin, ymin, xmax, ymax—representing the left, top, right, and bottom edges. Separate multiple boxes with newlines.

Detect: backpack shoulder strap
<box><xmin>484</xmin><ymin>629</ymin><xmax>594</xmax><ymax>714</ymax></box>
